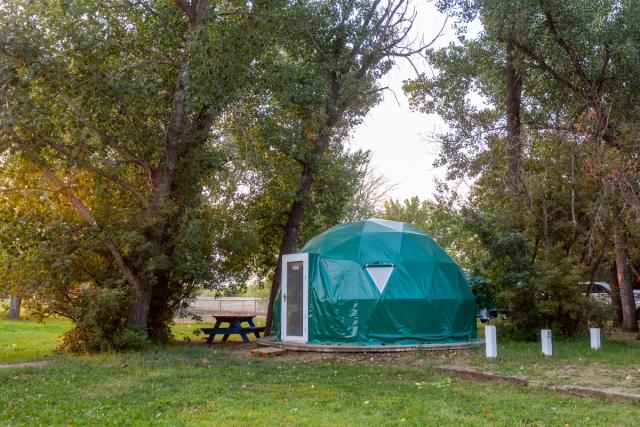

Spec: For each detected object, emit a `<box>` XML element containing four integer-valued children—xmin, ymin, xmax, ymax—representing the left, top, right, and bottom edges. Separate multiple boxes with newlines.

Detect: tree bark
<box><xmin>8</xmin><ymin>295</ymin><xmax>21</xmax><ymax>320</ymax></box>
<box><xmin>613</xmin><ymin>214</ymin><xmax>638</xmax><ymax>331</ymax></box>
<box><xmin>126</xmin><ymin>283</ymin><xmax>153</xmax><ymax>329</ymax></box>
<box><xmin>265</xmin><ymin>161</ymin><xmax>316</xmax><ymax>334</ymax></box>
<box><xmin>541</xmin><ymin>194</ymin><xmax>550</xmax><ymax>266</ymax></box>
<box><xmin>505</xmin><ymin>38</ymin><xmax>523</xmax><ymax>198</ymax></box>
<box><xmin>609</xmin><ymin>260</ymin><xmax>623</xmax><ymax>327</ymax></box>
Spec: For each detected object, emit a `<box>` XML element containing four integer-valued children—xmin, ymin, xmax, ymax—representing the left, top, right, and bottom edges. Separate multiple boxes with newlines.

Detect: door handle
<box><xmin>283</xmin><ymin>293</ymin><xmax>287</xmax><ymax>302</ymax></box>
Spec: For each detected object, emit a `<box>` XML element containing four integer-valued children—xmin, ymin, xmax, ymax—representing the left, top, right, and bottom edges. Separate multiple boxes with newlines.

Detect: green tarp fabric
<box><xmin>273</xmin><ymin>219</ymin><xmax>477</xmax><ymax>345</ymax></box>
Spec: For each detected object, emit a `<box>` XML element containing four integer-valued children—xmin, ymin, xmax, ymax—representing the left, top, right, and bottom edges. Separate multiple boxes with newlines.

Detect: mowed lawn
<box><xmin>0</xmin><ymin>314</ymin><xmax>72</xmax><ymax>363</ymax></box>
<box><xmin>1</xmin><ymin>315</ymin><xmax>639</xmax><ymax>426</ymax></box>
<box><xmin>458</xmin><ymin>334</ymin><xmax>640</xmax><ymax>393</ymax></box>
<box><xmin>433</xmin><ymin>323</ymin><xmax>640</xmax><ymax>394</ymax></box>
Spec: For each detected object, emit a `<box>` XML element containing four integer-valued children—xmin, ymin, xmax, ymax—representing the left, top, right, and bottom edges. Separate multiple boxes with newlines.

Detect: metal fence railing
<box><xmin>177</xmin><ymin>297</ymin><xmax>268</xmax><ymax>318</ymax></box>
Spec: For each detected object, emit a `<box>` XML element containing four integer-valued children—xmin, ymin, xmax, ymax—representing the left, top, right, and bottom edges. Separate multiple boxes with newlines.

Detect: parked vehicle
<box><xmin>579</xmin><ymin>281</ymin><xmax>640</xmax><ymax>317</ymax></box>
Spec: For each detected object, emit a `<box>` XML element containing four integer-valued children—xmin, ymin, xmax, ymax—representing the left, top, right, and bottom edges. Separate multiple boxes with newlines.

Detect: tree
<box><xmin>0</xmin><ymin>0</ymin><xmax>281</xmax><ymax>344</ymax></box>
<box><xmin>8</xmin><ymin>296</ymin><xmax>21</xmax><ymax>320</ymax></box>
<box><xmin>406</xmin><ymin>0</ymin><xmax>640</xmax><ymax>336</ymax></box>
<box><xmin>260</xmin><ymin>0</ymin><xmax>435</xmax><ymax>333</ymax></box>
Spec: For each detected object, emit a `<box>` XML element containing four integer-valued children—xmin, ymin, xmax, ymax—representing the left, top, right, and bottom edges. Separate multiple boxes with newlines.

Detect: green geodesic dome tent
<box><xmin>273</xmin><ymin>219</ymin><xmax>477</xmax><ymax>346</ymax></box>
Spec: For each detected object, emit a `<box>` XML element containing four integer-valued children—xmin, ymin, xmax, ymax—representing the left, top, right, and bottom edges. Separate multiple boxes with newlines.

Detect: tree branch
<box><xmin>57</xmin><ymin>92</ymin><xmax>153</xmax><ymax>177</ymax></box>
<box><xmin>44</xmin><ymin>137</ymin><xmax>150</xmax><ymax>209</ymax></box>
<box><xmin>538</xmin><ymin>0</ymin><xmax>596</xmax><ymax>99</ymax></box>
<box><xmin>25</xmin><ymin>152</ymin><xmax>146</xmax><ymax>295</ymax></box>
<box><xmin>0</xmin><ymin>187</ymin><xmax>57</xmax><ymax>194</ymax></box>
<box><xmin>173</xmin><ymin>0</ymin><xmax>195</xmax><ymax>23</ymax></box>
<box><xmin>510</xmin><ymin>38</ymin><xmax>581</xmax><ymax>95</ymax></box>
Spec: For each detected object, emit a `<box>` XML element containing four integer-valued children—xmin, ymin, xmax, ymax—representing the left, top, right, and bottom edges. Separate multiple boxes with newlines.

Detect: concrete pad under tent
<box><xmin>256</xmin><ymin>336</ymin><xmax>483</xmax><ymax>353</ymax></box>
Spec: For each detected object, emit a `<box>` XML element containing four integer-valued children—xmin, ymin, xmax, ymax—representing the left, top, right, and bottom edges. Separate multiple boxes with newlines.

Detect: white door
<box><xmin>281</xmin><ymin>253</ymin><xmax>308</xmax><ymax>342</ymax></box>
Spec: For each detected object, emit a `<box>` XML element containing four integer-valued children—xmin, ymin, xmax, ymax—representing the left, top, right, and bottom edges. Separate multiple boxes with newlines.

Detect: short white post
<box><xmin>541</xmin><ymin>329</ymin><xmax>552</xmax><ymax>356</ymax></box>
<box><xmin>485</xmin><ymin>325</ymin><xmax>497</xmax><ymax>358</ymax></box>
<box><xmin>590</xmin><ymin>328</ymin><xmax>601</xmax><ymax>350</ymax></box>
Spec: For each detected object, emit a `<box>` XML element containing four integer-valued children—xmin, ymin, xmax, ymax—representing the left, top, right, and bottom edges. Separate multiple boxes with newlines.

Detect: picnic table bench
<box><xmin>202</xmin><ymin>315</ymin><xmax>266</xmax><ymax>344</ymax></box>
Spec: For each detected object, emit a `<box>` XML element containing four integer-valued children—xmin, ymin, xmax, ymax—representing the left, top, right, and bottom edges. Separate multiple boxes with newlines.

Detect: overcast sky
<box><xmin>348</xmin><ymin>2</ymin><xmax>477</xmax><ymax>203</ymax></box>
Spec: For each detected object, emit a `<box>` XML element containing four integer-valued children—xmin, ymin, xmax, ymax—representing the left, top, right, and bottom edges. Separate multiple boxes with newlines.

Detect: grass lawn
<box><xmin>1</xmin><ymin>317</ymin><xmax>640</xmax><ymax>425</ymax></box>
<box><xmin>445</xmin><ymin>325</ymin><xmax>640</xmax><ymax>393</ymax></box>
<box><xmin>0</xmin><ymin>313</ymin><xmax>72</xmax><ymax>363</ymax></box>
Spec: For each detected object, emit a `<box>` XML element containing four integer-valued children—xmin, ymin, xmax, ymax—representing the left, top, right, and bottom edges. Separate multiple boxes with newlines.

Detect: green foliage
<box><xmin>383</xmin><ymin>197</ymin><xmax>472</xmax><ymax>263</ymax></box>
<box><xmin>402</xmin><ymin>0</ymin><xmax>640</xmax><ymax>338</ymax></box>
<box><xmin>111</xmin><ymin>327</ymin><xmax>149</xmax><ymax>352</ymax></box>
<box><xmin>57</xmin><ymin>287</ymin><xmax>129</xmax><ymax>354</ymax></box>
<box><xmin>0</xmin><ymin>0</ymin><xmax>398</xmax><ymax>347</ymax></box>
<box><xmin>383</xmin><ymin>197</ymin><xmax>607</xmax><ymax>339</ymax></box>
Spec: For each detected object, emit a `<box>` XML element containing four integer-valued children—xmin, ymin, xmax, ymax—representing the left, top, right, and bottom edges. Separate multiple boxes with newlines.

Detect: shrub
<box><xmin>499</xmin><ymin>249</ymin><xmax>611</xmax><ymax>340</ymax></box>
<box><xmin>112</xmin><ymin>327</ymin><xmax>149</xmax><ymax>351</ymax></box>
<box><xmin>58</xmin><ymin>287</ymin><xmax>145</xmax><ymax>353</ymax></box>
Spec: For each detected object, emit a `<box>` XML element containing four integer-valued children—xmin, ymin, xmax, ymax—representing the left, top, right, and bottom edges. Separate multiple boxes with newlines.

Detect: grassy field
<box><xmin>0</xmin><ymin>314</ymin><xmax>72</xmax><ymax>363</ymax></box>
<box><xmin>445</xmin><ymin>326</ymin><xmax>640</xmax><ymax>393</ymax></box>
<box><xmin>1</xmin><ymin>315</ymin><xmax>640</xmax><ymax>425</ymax></box>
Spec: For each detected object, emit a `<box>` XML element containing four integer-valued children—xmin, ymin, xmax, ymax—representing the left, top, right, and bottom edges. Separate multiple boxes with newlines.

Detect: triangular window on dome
<box><xmin>365</xmin><ymin>265</ymin><xmax>394</xmax><ymax>293</ymax></box>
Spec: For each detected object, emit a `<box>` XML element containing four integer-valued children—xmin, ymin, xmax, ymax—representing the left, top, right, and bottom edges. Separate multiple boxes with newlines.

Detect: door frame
<box><xmin>281</xmin><ymin>253</ymin><xmax>309</xmax><ymax>343</ymax></box>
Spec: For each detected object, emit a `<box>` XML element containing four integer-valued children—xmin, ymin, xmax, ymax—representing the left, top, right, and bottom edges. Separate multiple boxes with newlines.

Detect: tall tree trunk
<box><xmin>147</xmin><ymin>274</ymin><xmax>173</xmax><ymax>342</ymax></box>
<box><xmin>8</xmin><ymin>295</ymin><xmax>21</xmax><ymax>320</ymax></box>
<box><xmin>131</xmin><ymin>0</ymin><xmax>210</xmax><ymax>336</ymax></box>
<box><xmin>541</xmin><ymin>192</ymin><xmax>550</xmax><ymax>266</ymax></box>
<box><xmin>265</xmin><ymin>162</ymin><xmax>315</xmax><ymax>334</ymax></box>
<box><xmin>613</xmin><ymin>214</ymin><xmax>638</xmax><ymax>331</ymax></box>
<box><xmin>126</xmin><ymin>283</ymin><xmax>153</xmax><ymax>329</ymax></box>
<box><xmin>505</xmin><ymin>38</ymin><xmax>523</xmax><ymax>198</ymax></box>
<box><xmin>264</xmin><ymin>37</ymin><xmax>345</xmax><ymax>334</ymax></box>
<box><xmin>609</xmin><ymin>260</ymin><xmax>623</xmax><ymax>327</ymax></box>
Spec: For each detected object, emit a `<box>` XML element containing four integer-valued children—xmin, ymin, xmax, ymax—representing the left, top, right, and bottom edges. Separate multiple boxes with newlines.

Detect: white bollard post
<box><xmin>590</xmin><ymin>328</ymin><xmax>601</xmax><ymax>350</ymax></box>
<box><xmin>541</xmin><ymin>329</ymin><xmax>552</xmax><ymax>356</ymax></box>
<box><xmin>485</xmin><ymin>325</ymin><xmax>497</xmax><ymax>358</ymax></box>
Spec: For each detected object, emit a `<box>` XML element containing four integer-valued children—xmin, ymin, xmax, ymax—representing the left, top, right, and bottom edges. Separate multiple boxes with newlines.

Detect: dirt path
<box><xmin>0</xmin><ymin>360</ymin><xmax>50</xmax><ymax>369</ymax></box>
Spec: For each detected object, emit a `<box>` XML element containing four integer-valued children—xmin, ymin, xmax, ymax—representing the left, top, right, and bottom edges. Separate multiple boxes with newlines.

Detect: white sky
<box><xmin>349</xmin><ymin>1</ymin><xmax>474</xmax><ymax>202</ymax></box>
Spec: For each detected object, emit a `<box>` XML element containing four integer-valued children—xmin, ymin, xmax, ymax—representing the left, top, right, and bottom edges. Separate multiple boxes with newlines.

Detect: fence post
<box><xmin>485</xmin><ymin>325</ymin><xmax>497</xmax><ymax>358</ymax></box>
<box><xmin>590</xmin><ymin>328</ymin><xmax>601</xmax><ymax>350</ymax></box>
<box><xmin>541</xmin><ymin>329</ymin><xmax>552</xmax><ymax>356</ymax></box>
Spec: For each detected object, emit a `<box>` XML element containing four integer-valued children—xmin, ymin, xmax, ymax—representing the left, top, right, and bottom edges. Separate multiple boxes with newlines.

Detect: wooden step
<box><xmin>251</xmin><ymin>347</ymin><xmax>286</xmax><ymax>357</ymax></box>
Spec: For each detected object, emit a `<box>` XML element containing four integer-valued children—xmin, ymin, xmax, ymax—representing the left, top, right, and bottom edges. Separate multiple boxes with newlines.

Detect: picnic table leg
<box><xmin>207</xmin><ymin>319</ymin><xmax>222</xmax><ymax>344</ymax></box>
<box><xmin>236</xmin><ymin>320</ymin><xmax>250</xmax><ymax>343</ymax></box>
<box><xmin>248</xmin><ymin>318</ymin><xmax>261</xmax><ymax>338</ymax></box>
<box><xmin>222</xmin><ymin>320</ymin><xmax>232</xmax><ymax>342</ymax></box>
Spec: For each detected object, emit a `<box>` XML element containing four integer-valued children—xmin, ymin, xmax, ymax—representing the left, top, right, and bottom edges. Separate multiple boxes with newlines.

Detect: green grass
<box><xmin>0</xmin><ymin>314</ymin><xmax>72</xmax><ymax>363</ymax></box>
<box><xmin>2</xmin><ymin>345</ymin><xmax>640</xmax><ymax>426</ymax></box>
<box><xmin>2</xmin><ymin>318</ymin><xmax>640</xmax><ymax>425</ymax></box>
<box><xmin>456</xmin><ymin>333</ymin><xmax>640</xmax><ymax>392</ymax></box>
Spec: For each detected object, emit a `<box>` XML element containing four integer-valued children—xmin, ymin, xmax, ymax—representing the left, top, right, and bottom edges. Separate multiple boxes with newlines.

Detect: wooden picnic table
<box><xmin>202</xmin><ymin>315</ymin><xmax>265</xmax><ymax>344</ymax></box>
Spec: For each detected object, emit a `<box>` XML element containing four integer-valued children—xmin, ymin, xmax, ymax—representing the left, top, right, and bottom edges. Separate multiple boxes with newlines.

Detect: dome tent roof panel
<box><xmin>316</xmin><ymin>258</ymin><xmax>379</xmax><ymax>300</ymax></box>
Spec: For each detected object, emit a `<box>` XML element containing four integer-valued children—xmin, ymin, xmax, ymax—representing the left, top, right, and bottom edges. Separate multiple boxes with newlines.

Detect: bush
<box><xmin>499</xmin><ymin>250</ymin><xmax>611</xmax><ymax>340</ymax></box>
<box><xmin>58</xmin><ymin>287</ymin><xmax>148</xmax><ymax>353</ymax></box>
<box><xmin>112</xmin><ymin>327</ymin><xmax>149</xmax><ymax>351</ymax></box>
